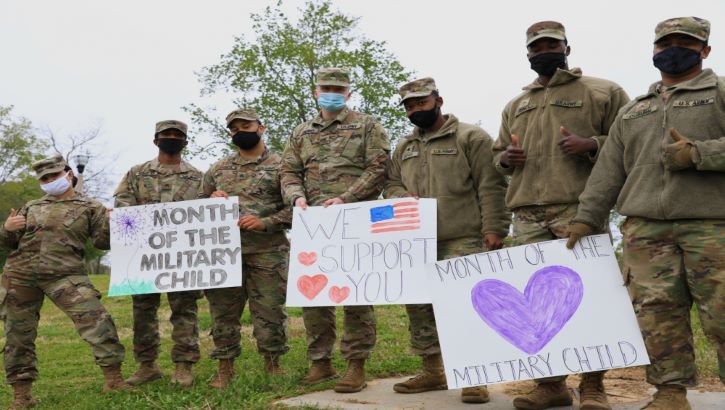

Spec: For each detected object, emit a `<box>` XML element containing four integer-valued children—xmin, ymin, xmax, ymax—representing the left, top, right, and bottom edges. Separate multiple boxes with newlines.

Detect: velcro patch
<box><xmin>338</xmin><ymin>123</ymin><xmax>362</xmax><ymax>130</ymax></box>
<box><xmin>672</xmin><ymin>97</ymin><xmax>714</xmax><ymax>107</ymax></box>
<box><xmin>402</xmin><ymin>151</ymin><xmax>419</xmax><ymax>160</ymax></box>
<box><xmin>431</xmin><ymin>148</ymin><xmax>458</xmax><ymax>155</ymax></box>
<box><xmin>623</xmin><ymin>106</ymin><xmax>658</xmax><ymax>120</ymax></box>
<box><xmin>550</xmin><ymin>100</ymin><xmax>583</xmax><ymax>108</ymax></box>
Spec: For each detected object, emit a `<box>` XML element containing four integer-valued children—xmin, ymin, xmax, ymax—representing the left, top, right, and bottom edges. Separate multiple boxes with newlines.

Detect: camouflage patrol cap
<box><xmin>32</xmin><ymin>154</ymin><xmax>67</xmax><ymax>180</ymax></box>
<box><xmin>654</xmin><ymin>16</ymin><xmax>710</xmax><ymax>43</ymax></box>
<box><xmin>526</xmin><ymin>21</ymin><xmax>567</xmax><ymax>46</ymax></box>
<box><xmin>154</xmin><ymin>120</ymin><xmax>188</xmax><ymax>138</ymax></box>
<box><xmin>316</xmin><ymin>67</ymin><xmax>351</xmax><ymax>87</ymax></box>
<box><xmin>398</xmin><ymin>77</ymin><xmax>438</xmax><ymax>104</ymax></box>
<box><xmin>226</xmin><ymin>108</ymin><xmax>260</xmax><ymax>127</ymax></box>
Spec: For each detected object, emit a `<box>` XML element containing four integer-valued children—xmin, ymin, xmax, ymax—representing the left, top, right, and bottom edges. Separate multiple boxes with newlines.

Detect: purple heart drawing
<box><xmin>471</xmin><ymin>265</ymin><xmax>584</xmax><ymax>355</ymax></box>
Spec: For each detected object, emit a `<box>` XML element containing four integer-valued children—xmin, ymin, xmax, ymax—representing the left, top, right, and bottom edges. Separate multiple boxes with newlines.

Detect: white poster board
<box><xmin>287</xmin><ymin>198</ymin><xmax>437</xmax><ymax>306</ymax></box>
<box><xmin>109</xmin><ymin>197</ymin><xmax>243</xmax><ymax>296</ymax></box>
<box><xmin>426</xmin><ymin>234</ymin><xmax>649</xmax><ymax>388</ymax></box>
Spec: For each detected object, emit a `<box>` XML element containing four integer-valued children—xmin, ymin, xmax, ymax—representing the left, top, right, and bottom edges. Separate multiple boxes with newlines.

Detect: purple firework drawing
<box><xmin>111</xmin><ymin>208</ymin><xmax>150</xmax><ymax>247</ymax></box>
<box><xmin>470</xmin><ymin>266</ymin><xmax>584</xmax><ymax>355</ymax></box>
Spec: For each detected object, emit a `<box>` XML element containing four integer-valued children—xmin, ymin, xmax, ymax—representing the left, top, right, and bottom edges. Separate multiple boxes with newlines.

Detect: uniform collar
<box><xmin>645</xmin><ymin>68</ymin><xmax>718</xmax><ymax>97</ymax></box>
<box><xmin>312</xmin><ymin>107</ymin><xmax>351</xmax><ymax>127</ymax></box>
<box><xmin>231</xmin><ymin>146</ymin><xmax>270</xmax><ymax>166</ymax></box>
<box><xmin>41</xmin><ymin>191</ymin><xmax>82</xmax><ymax>202</ymax></box>
<box><xmin>148</xmin><ymin>158</ymin><xmax>193</xmax><ymax>173</ymax></box>
<box><xmin>523</xmin><ymin>67</ymin><xmax>583</xmax><ymax>90</ymax></box>
<box><xmin>409</xmin><ymin>114</ymin><xmax>459</xmax><ymax>142</ymax></box>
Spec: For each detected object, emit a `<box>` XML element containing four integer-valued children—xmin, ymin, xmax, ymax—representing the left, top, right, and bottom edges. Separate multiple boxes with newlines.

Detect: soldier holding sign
<box><xmin>569</xmin><ymin>17</ymin><xmax>724</xmax><ymax>410</ymax></box>
<box><xmin>383</xmin><ymin>77</ymin><xmax>510</xmax><ymax>403</ymax></box>
<box><xmin>201</xmin><ymin>108</ymin><xmax>292</xmax><ymax>388</ymax></box>
<box><xmin>281</xmin><ymin>67</ymin><xmax>391</xmax><ymax>393</ymax></box>
<box><xmin>0</xmin><ymin>155</ymin><xmax>133</xmax><ymax>408</ymax></box>
<box><xmin>113</xmin><ymin>120</ymin><xmax>204</xmax><ymax>387</ymax></box>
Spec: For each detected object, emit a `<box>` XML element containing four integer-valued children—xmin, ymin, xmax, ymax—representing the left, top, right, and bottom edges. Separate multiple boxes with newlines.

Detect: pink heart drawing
<box><xmin>297</xmin><ymin>251</ymin><xmax>318</xmax><ymax>267</ymax></box>
<box><xmin>297</xmin><ymin>274</ymin><xmax>328</xmax><ymax>300</ymax></box>
<box><xmin>329</xmin><ymin>286</ymin><xmax>350</xmax><ymax>304</ymax></box>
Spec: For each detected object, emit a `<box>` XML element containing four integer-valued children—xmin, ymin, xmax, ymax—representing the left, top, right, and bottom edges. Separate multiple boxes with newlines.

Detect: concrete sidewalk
<box><xmin>276</xmin><ymin>376</ymin><xmax>724</xmax><ymax>409</ymax></box>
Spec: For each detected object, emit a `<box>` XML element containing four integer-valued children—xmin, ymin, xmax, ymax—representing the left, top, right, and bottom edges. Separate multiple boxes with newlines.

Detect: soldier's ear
<box><xmin>565</xmin><ymin>45</ymin><xmax>571</xmax><ymax>56</ymax></box>
<box><xmin>701</xmin><ymin>45</ymin><xmax>711</xmax><ymax>59</ymax></box>
<box><xmin>258</xmin><ymin>124</ymin><xmax>266</xmax><ymax>136</ymax></box>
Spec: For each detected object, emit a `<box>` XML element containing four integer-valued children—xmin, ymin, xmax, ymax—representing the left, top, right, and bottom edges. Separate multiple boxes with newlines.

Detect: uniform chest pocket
<box><xmin>253</xmin><ymin>166</ymin><xmax>282</xmax><ymax>194</ymax></box>
<box><xmin>213</xmin><ymin>167</ymin><xmax>238</xmax><ymax>191</ymax></box>
<box><xmin>62</xmin><ymin>206</ymin><xmax>88</xmax><ymax>230</ymax></box>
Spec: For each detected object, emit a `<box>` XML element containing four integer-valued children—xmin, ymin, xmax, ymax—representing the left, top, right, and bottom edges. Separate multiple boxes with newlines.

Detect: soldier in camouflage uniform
<box><xmin>281</xmin><ymin>67</ymin><xmax>390</xmax><ymax>393</ymax></box>
<box><xmin>201</xmin><ymin>108</ymin><xmax>291</xmax><ymax>388</ymax></box>
<box><xmin>0</xmin><ymin>155</ymin><xmax>133</xmax><ymax>408</ymax></box>
<box><xmin>113</xmin><ymin>120</ymin><xmax>203</xmax><ymax>388</ymax></box>
<box><xmin>492</xmin><ymin>21</ymin><xmax>630</xmax><ymax>410</ymax></box>
<box><xmin>569</xmin><ymin>17</ymin><xmax>724</xmax><ymax>410</ymax></box>
<box><xmin>384</xmin><ymin>78</ymin><xmax>510</xmax><ymax>403</ymax></box>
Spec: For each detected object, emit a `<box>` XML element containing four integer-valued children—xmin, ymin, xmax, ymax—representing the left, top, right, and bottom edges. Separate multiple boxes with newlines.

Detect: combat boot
<box><xmin>640</xmin><ymin>385</ymin><xmax>691</xmax><ymax>410</ymax></box>
<box><xmin>264</xmin><ymin>354</ymin><xmax>286</xmax><ymax>376</ymax></box>
<box><xmin>393</xmin><ymin>353</ymin><xmax>447</xmax><ymax>393</ymax></box>
<box><xmin>513</xmin><ymin>380</ymin><xmax>573</xmax><ymax>410</ymax></box>
<box><xmin>334</xmin><ymin>359</ymin><xmax>366</xmax><ymax>393</ymax></box>
<box><xmin>9</xmin><ymin>381</ymin><xmax>38</xmax><ymax>409</ymax></box>
<box><xmin>125</xmin><ymin>361</ymin><xmax>163</xmax><ymax>386</ymax></box>
<box><xmin>579</xmin><ymin>372</ymin><xmax>611</xmax><ymax>410</ymax></box>
<box><xmin>170</xmin><ymin>362</ymin><xmax>194</xmax><ymax>388</ymax></box>
<box><xmin>301</xmin><ymin>359</ymin><xmax>337</xmax><ymax>385</ymax></box>
<box><xmin>101</xmin><ymin>365</ymin><xmax>137</xmax><ymax>393</ymax></box>
<box><xmin>461</xmin><ymin>385</ymin><xmax>490</xmax><ymax>403</ymax></box>
<box><xmin>209</xmin><ymin>359</ymin><xmax>235</xmax><ymax>389</ymax></box>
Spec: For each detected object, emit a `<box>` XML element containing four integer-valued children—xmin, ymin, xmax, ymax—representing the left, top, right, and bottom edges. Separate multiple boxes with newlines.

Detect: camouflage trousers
<box><xmin>513</xmin><ymin>203</ymin><xmax>606</xmax><ymax>384</ymax></box>
<box><xmin>131</xmin><ymin>289</ymin><xmax>202</xmax><ymax>363</ymax></box>
<box><xmin>622</xmin><ymin>217</ymin><xmax>725</xmax><ymax>386</ymax></box>
<box><xmin>205</xmin><ymin>251</ymin><xmax>289</xmax><ymax>360</ymax></box>
<box><xmin>406</xmin><ymin>237</ymin><xmax>485</xmax><ymax>357</ymax></box>
<box><xmin>3</xmin><ymin>275</ymin><xmax>125</xmax><ymax>384</ymax></box>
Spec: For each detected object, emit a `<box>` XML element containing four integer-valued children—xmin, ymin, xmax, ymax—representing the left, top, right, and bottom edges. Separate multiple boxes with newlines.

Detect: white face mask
<box><xmin>41</xmin><ymin>172</ymin><xmax>71</xmax><ymax>196</ymax></box>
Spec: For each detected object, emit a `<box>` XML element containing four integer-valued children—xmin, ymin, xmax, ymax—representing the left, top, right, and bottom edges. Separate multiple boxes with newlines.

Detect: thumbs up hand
<box><xmin>663</xmin><ymin>128</ymin><xmax>696</xmax><ymax>171</ymax></box>
<box><xmin>3</xmin><ymin>209</ymin><xmax>26</xmax><ymax>232</ymax></box>
<box><xmin>500</xmin><ymin>134</ymin><xmax>527</xmax><ymax>167</ymax></box>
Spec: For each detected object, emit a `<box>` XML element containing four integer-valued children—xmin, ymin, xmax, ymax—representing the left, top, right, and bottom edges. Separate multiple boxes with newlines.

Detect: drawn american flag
<box><xmin>369</xmin><ymin>201</ymin><xmax>420</xmax><ymax>234</ymax></box>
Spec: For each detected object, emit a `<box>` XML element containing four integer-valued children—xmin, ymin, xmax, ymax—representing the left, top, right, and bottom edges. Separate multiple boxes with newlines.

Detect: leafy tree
<box><xmin>0</xmin><ymin>105</ymin><xmax>47</xmax><ymax>183</ymax></box>
<box><xmin>185</xmin><ymin>0</ymin><xmax>413</xmax><ymax>159</ymax></box>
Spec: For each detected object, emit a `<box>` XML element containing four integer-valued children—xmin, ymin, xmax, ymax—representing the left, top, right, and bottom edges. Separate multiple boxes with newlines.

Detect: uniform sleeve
<box><xmin>383</xmin><ymin>143</ymin><xmax>410</xmax><ymax>199</ymax></box>
<box><xmin>260</xmin><ymin>206</ymin><xmax>292</xmax><ymax>232</ymax></box>
<box><xmin>89</xmin><ymin>202</ymin><xmax>111</xmax><ymax>250</ymax></box>
<box><xmin>694</xmin><ymin>137</ymin><xmax>725</xmax><ymax>171</ymax></box>
<box><xmin>0</xmin><ymin>205</ymin><xmax>28</xmax><ymax>250</ymax></box>
<box><xmin>470</xmin><ymin>131</ymin><xmax>511</xmax><ymax>237</ymax></box>
<box><xmin>573</xmin><ymin>113</ymin><xmax>628</xmax><ymax>229</ymax></box>
<box><xmin>113</xmin><ymin>170</ymin><xmax>138</xmax><ymax>208</ymax></box>
<box><xmin>589</xmin><ymin>87</ymin><xmax>630</xmax><ymax>162</ymax></box>
<box><xmin>339</xmin><ymin>121</ymin><xmax>391</xmax><ymax>203</ymax></box>
<box><xmin>492</xmin><ymin>108</ymin><xmax>515</xmax><ymax>176</ymax></box>
<box><xmin>200</xmin><ymin>167</ymin><xmax>216</xmax><ymax>199</ymax></box>
<box><xmin>280</xmin><ymin>132</ymin><xmax>307</xmax><ymax>205</ymax></box>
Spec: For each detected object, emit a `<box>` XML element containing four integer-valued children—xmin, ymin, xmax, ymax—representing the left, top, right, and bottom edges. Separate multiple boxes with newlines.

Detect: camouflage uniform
<box><xmin>113</xmin><ymin>121</ymin><xmax>203</xmax><ymax>365</ymax></box>
<box><xmin>0</xmin><ymin>155</ymin><xmax>125</xmax><ymax>384</ymax></box>
<box><xmin>574</xmin><ymin>17</ymin><xmax>724</xmax><ymax>387</ymax></box>
<box><xmin>384</xmin><ymin>77</ymin><xmax>510</xmax><ymax>357</ymax></box>
<box><xmin>281</xmin><ymin>68</ymin><xmax>390</xmax><ymax>361</ymax></box>
<box><xmin>202</xmin><ymin>109</ymin><xmax>291</xmax><ymax>359</ymax></box>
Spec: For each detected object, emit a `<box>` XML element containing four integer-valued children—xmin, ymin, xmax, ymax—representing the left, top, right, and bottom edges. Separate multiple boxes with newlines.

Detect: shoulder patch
<box><xmin>672</xmin><ymin>97</ymin><xmax>715</xmax><ymax>107</ymax></box>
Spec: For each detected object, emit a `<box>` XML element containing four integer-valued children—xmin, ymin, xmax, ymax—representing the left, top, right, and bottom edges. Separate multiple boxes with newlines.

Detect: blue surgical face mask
<box><xmin>317</xmin><ymin>92</ymin><xmax>347</xmax><ymax>112</ymax></box>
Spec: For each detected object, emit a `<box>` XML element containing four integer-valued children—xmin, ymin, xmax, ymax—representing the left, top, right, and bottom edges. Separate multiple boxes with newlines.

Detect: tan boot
<box><xmin>393</xmin><ymin>353</ymin><xmax>448</xmax><ymax>393</ymax></box>
<box><xmin>461</xmin><ymin>385</ymin><xmax>490</xmax><ymax>403</ymax></box>
<box><xmin>513</xmin><ymin>380</ymin><xmax>573</xmax><ymax>410</ymax></box>
<box><xmin>170</xmin><ymin>362</ymin><xmax>194</xmax><ymax>388</ymax></box>
<box><xmin>264</xmin><ymin>354</ymin><xmax>287</xmax><ymax>376</ymax></box>
<box><xmin>301</xmin><ymin>359</ymin><xmax>337</xmax><ymax>385</ymax></box>
<box><xmin>334</xmin><ymin>359</ymin><xmax>367</xmax><ymax>393</ymax></box>
<box><xmin>101</xmin><ymin>365</ymin><xmax>137</xmax><ymax>393</ymax></box>
<box><xmin>9</xmin><ymin>381</ymin><xmax>38</xmax><ymax>409</ymax></box>
<box><xmin>209</xmin><ymin>359</ymin><xmax>235</xmax><ymax>389</ymax></box>
<box><xmin>640</xmin><ymin>385</ymin><xmax>691</xmax><ymax>410</ymax></box>
<box><xmin>125</xmin><ymin>361</ymin><xmax>163</xmax><ymax>386</ymax></box>
<box><xmin>579</xmin><ymin>372</ymin><xmax>611</xmax><ymax>410</ymax></box>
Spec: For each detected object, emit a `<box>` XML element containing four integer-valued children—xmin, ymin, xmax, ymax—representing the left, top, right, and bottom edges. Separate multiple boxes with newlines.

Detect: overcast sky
<box><xmin>1</xmin><ymin>0</ymin><xmax>723</xmax><ymax>203</ymax></box>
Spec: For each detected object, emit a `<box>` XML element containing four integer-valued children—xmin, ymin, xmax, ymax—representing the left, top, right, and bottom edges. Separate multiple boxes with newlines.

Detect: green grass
<box><xmin>0</xmin><ymin>275</ymin><xmax>719</xmax><ymax>409</ymax></box>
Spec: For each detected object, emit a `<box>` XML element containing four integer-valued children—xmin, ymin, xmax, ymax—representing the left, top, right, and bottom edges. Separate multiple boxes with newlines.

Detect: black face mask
<box><xmin>528</xmin><ymin>52</ymin><xmax>567</xmax><ymax>77</ymax></box>
<box><xmin>653</xmin><ymin>47</ymin><xmax>702</xmax><ymax>75</ymax></box>
<box><xmin>408</xmin><ymin>105</ymin><xmax>440</xmax><ymax>129</ymax></box>
<box><xmin>156</xmin><ymin>138</ymin><xmax>186</xmax><ymax>154</ymax></box>
<box><xmin>232</xmin><ymin>131</ymin><xmax>261</xmax><ymax>150</ymax></box>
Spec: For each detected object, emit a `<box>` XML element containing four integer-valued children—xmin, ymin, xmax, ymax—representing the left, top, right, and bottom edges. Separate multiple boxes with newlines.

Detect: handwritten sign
<box><xmin>426</xmin><ymin>234</ymin><xmax>649</xmax><ymax>388</ymax></box>
<box><xmin>287</xmin><ymin>198</ymin><xmax>437</xmax><ymax>306</ymax></box>
<box><xmin>109</xmin><ymin>197</ymin><xmax>243</xmax><ymax>296</ymax></box>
